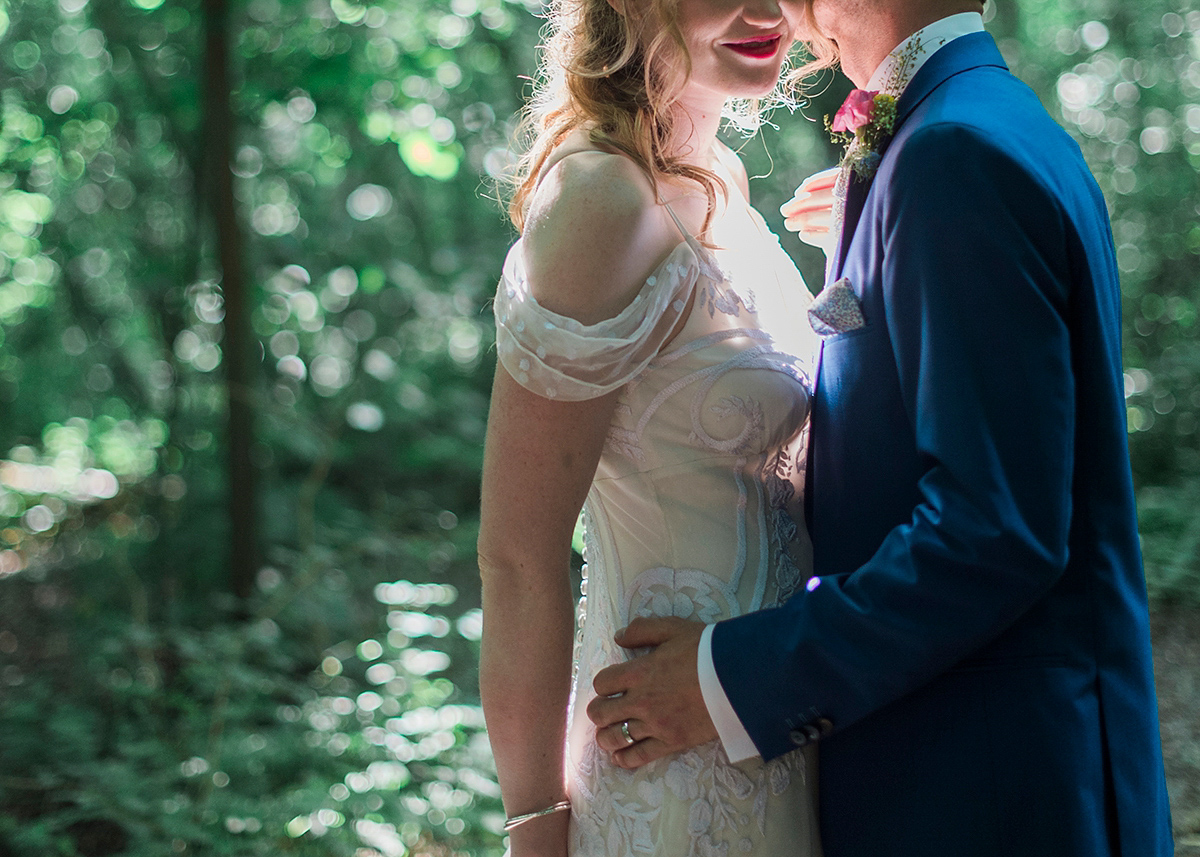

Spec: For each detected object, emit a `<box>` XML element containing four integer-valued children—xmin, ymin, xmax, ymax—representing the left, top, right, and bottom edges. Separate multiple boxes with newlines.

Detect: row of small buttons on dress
<box><xmin>788</xmin><ymin>717</ymin><xmax>835</xmax><ymax>748</ymax></box>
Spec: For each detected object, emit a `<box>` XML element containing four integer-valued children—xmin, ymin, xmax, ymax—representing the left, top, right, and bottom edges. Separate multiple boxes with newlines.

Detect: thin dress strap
<box><xmin>663</xmin><ymin>202</ymin><xmax>703</xmax><ymax>253</ymax></box>
<box><xmin>663</xmin><ymin>201</ymin><xmax>723</xmax><ymax>284</ymax></box>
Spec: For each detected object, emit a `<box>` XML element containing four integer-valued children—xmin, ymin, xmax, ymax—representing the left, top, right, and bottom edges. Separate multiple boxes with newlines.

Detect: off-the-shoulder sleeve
<box><xmin>493</xmin><ymin>239</ymin><xmax>701</xmax><ymax>401</ymax></box>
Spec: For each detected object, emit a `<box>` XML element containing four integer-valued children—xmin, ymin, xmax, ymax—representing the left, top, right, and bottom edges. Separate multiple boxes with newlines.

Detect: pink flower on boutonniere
<box><xmin>831</xmin><ymin>89</ymin><xmax>879</xmax><ymax>133</ymax></box>
<box><xmin>826</xmin><ymin>90</ymin><xmax>898</xmax><ymax>181</ymax></box>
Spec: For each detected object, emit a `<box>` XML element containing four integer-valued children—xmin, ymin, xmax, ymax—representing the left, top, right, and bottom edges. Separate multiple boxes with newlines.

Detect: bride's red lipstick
<box><xmin>723</xmin><ymin>34</ymin><xmax>782</xmax><ymax>59</ymax></box>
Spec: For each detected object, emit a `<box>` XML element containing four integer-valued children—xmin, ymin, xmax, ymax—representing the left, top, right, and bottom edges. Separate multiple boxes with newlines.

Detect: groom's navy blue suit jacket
<box><xmin>711</xmin><ymin>32</ymin><xmax>1172</xmax><ymax>857</ymax></box>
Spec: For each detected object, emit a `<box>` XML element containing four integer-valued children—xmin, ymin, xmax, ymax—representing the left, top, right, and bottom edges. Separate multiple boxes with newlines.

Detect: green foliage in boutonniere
<box><xmin>826</xmin><ymin>91</ymin><xmax>898</xmax><ymax>181</ymax></box>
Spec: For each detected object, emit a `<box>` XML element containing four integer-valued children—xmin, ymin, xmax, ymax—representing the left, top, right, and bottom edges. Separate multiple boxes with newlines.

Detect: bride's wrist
<box><xmin>505</xmin><ymin>806</ymin><xmax>570</xmax><ymax>857</ymax></box>
<box><xmin>504</xmin><ymin>799</ymin><xmax>571</xmax><ymax>831</ymax></box>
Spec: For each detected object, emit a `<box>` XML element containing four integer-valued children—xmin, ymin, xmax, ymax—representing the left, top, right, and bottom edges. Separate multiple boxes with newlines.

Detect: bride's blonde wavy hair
<box><xmin>505</xmin><ymin>0</ymin><xmax>837</xmax><ymax>233</ymax></box>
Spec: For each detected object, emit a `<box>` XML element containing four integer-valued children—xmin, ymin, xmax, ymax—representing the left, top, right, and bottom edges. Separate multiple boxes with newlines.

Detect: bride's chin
<box><xmin>742</xmin><ymin>80</ymin><xmax>784</xmax><ymax>98</ymax></box>
<box><xmin>727</xmin><ymin>74</ymin><xmax>786</xmax><ymax>100</ymax></box>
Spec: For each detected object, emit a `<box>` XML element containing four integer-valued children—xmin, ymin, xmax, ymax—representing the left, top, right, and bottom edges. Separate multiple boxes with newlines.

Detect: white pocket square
<box><xmin>808</xmin><ymin>277</ymin><xmax>866</xmax><ymax>337</ymax></box>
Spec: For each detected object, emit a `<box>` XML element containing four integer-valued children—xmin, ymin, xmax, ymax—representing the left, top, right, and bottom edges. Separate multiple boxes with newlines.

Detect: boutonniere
<box><xmin>825</xmin><ymin>90</ymin><xmax>898</xmax><ymax>182</ymax></box>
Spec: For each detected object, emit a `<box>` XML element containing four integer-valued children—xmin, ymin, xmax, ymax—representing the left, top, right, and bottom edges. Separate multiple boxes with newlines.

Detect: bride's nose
<box><xmin>740</xmin><ymin>0</ymin><xmax>783</xmax><ymax>26</ymax></box>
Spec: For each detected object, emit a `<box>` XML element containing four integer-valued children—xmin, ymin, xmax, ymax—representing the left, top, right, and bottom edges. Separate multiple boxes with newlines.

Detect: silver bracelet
<box><xmin>503</xmin><ymin>799</ymin><xmax>571</xmax><ymax>831</ymax></box>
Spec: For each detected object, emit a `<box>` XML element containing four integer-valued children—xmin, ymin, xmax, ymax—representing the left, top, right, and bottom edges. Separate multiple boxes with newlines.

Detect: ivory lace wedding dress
<box><xmin>493</xmin><ymin>147</ymin><xmax>822</xmax><ymax>857</ymax></box>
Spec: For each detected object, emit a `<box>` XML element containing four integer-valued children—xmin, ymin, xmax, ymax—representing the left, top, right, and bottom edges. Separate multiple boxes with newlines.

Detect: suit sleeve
<box><xmin>711</xmin><ymin>124</ymin><xmax>1081</xmax><ymax>761</ymax></box>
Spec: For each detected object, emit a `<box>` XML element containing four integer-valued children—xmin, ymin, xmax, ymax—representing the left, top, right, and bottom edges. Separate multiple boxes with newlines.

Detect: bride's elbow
<box><xmin>476</xmin><ymin>540</ymin><xmax>569</xmax><ymax>601</ymax></box>
<box><xmin>476</xmin><ymin>545</ymin><xmax>507</xmax><ymax>586</ymax></box>
<box><xmin>476</xmin><ymin>541</ymin><xmax>533</xmax><ymax>590</ymax></box>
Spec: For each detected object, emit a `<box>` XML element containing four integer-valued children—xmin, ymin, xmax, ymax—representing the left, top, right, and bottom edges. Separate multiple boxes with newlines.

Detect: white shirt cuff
<box><xmin>697</xmin><ymin>624</ymin><xmax>760</xmax><ymax>762</ymax></box>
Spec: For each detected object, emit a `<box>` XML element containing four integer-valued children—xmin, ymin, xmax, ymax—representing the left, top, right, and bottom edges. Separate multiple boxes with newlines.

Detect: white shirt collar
<box><xmin>865</xmin><ymin>12</ymin><xmax>986</xmax><ymax>95</ymax></box>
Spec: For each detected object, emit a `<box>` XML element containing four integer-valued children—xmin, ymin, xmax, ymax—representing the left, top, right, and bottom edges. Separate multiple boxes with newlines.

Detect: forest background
<box><xmin>0</xmin><ymin>0</ymin><xmax>1197</xmax><ymax>854</ymax></box>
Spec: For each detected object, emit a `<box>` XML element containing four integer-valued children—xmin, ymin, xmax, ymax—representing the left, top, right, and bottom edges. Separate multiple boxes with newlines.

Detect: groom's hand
<box><xmin>781</xmin><ymin>166</ymin><xmax>839</xmax><ymax>255</ymax></box>
<box><xmin>586</xmin><ymin>617</ymin><xmax>716</xmax><ymax>769</ymax></box>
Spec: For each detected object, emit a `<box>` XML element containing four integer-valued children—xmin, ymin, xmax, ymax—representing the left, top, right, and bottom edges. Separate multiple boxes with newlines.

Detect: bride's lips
<box><xmin>722</xmin><ymin>34</ymin><xmax>783</xmax><ymax>60</ymax></box>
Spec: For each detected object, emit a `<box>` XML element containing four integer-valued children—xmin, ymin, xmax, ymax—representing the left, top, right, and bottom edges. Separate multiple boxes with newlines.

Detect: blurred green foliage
<box><xmin>0</xmin><ymin>0</ymin><xmax>1196</xmax><ymax>853</ymax></box>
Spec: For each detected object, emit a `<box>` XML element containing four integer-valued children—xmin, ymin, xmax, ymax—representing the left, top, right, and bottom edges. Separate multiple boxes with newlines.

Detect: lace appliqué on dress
<box><xmin>696</xmin><ymin>396</ymin><xmax>765</xmax><ymax>457</ymax></box>
<box><xmin>571</xmin><ymin>580</ymin><xmax>809</xmax><ymax>857</ymax></box>
<box><xmin>698</xmin><ymin>280</ymin><xmax>753</xmax><ymax>320</ymax></box>
<box><xmin>762</xmin><ymin>443</ymin><xmax>805</xmax><ymax>604</ymax></box>
<box><xmin>573</xmin><ymin>736</ymin><xmax>806</xmax><ymax>857</ymax></box>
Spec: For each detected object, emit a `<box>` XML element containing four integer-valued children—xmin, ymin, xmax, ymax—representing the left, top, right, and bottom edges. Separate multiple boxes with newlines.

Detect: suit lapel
<box><xmin>811</xmin><ymin>33</ymin><xmax>1010</xmax><ymax>526</ymax></box>
<box><xmin>831</xmin><ymin>171</ymin><xmax>872</xmax><ymax>281</ymax></box>
<box><xmin>828</xmin><ymin>31</ymin><xmax>1008</xmax><ymax>283</ymax></box>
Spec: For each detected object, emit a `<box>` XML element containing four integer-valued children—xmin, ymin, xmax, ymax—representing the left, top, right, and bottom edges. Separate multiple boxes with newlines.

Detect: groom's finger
<box><xmin>590</xmin><ymin>658</ymin><xmax>636</xmax><ymax>702</ymax></box>
<box><xmin>588</xmin><ymin>662</ymin><xmax>642</xmax><ymax>733</ymax></box>
<box><xmin>587</xmin><ymin>619</ymin><xmax>694</xmax><ymax>724</ymax></box>
<box><xmin>586</xmin><ymin>686</ymin><xmax>635</xmax><ymax>740</ymax></box>
<box><xmin>613</xmin><ymin>616</ymin><xmax>693</xmax><ymax>649</ymax></box>
<box><xmin>594</xmin><ymin>718</ymin><xmax>643</xmax><ymax>752</ymax></box>
<box><xmin>609</xmin><ymin>736</ymin><xmax>673</xmax><ymax>769</ymax></box>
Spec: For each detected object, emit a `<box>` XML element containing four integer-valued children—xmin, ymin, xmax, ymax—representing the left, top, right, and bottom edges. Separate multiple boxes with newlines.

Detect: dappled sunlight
<box><xmin>0</xmin><ymin>0</ymin><xmax>1197</xmax><ymax>851</ymax></box>
<box><xmin>264</xmin><ymin>576</ymin><xmax>501</xmax><ymax>852</ymax></box>
<box><xmin>0</xmin><ymin>416</ymin><xmax>168</xmax><ymax>577</ymax></box>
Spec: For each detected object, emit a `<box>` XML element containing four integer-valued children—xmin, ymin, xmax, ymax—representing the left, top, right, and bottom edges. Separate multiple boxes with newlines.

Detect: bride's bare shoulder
<box><xmin>521</xmin><ymin>149</ymin><xmax>680</xmax><ymax>326</ymax></box>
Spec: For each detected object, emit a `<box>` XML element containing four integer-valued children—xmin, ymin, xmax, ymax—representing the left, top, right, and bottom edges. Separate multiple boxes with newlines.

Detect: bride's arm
<box><xmin>478</xmin><ymin>373</ymin><xmax>621</xmax><ymax>857</ymax></box>
<box><xmin>477</xmin><ymin>150</ymin><xmax>681</xmax><ymax>857</ymax></box>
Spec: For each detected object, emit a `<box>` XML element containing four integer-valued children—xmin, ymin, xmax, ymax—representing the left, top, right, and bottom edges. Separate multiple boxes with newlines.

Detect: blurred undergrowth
<box><xmin>0</xmin><ymin>0</ymin><xmax>1198</xmax><ymax>852</ymax></box>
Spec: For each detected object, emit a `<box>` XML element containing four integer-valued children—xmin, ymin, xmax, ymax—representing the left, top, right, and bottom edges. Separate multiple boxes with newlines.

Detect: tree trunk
<box><xmin>203</xmin><ymin>0</ymin><xmax>256</xmax><ymax>600</ymax></box>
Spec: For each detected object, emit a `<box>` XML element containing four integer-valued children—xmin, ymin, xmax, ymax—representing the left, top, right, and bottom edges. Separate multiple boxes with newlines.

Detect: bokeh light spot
<box><xmin>357</xmin><ymin>639</ymin><xmax>384</xmax><ymax>661</ymax></box>
<box><xmin>47</xmin><ymin>85</ymin><xmax>79</xmax><ymax>114</ymax></box>
<box><xmin>346</xmin><ymin>183</ymin><xmax>393</xmax><ymax>220</ymax></box>
<box><xmin>1080</xmin><ymin>21</ymin><xmax>1109</xmax><ymax>51</ymax></box>
<box><xmin>346</xmin><ymin>401</ymin><xmax>384</xmax><ymax>432</ymax></box>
